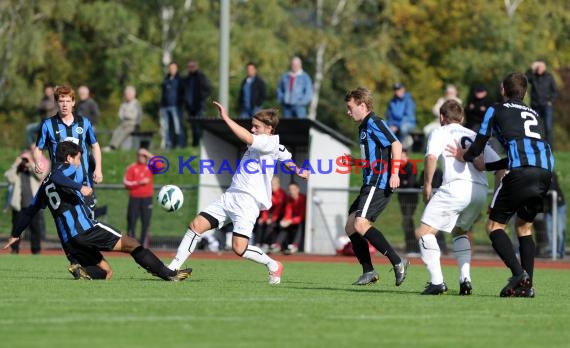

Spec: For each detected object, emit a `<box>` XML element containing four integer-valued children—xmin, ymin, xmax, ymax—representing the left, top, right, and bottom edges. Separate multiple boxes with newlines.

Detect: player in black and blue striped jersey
<box><xmin>463</xmin><ymin>72</ymin><xmax>554</xmax><ymax>297</ymax></box>
<box><xmin>31</xmin><ymin>85</ymin><xmax>103</xmax><ymax>278</ymax></box>
<box><xmin>4</xmin><ymin>141</ymin><xmax>191</xmax><ymax>282</ymax></box>
<box><xmin>343</xmin><ymin>87</ymin><xmax>409</xmax><ymax>287</ymax></box>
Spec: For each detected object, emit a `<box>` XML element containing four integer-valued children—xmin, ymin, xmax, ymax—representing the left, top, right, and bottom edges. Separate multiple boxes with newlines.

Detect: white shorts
<box><xmin>421</xmin><ymin>180</ymin><xmax>487</xmax><ymax>233</ymax></box>
<box><xmin>202</xmin><ymin>191</ymin><xmax>261</xmax><ymax>238</ymax></box>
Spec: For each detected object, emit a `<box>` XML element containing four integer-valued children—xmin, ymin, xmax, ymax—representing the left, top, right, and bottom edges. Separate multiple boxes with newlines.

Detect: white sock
<box><xmin>241</xmin><ymin>245</ymin><xmax>278</xmax><ymax>272</ymax></box>
<box><xmin>168</xmin><ymin>229</ymin><xmax>201</xmax><ymax>270</ymax></box>
<box><xmin>419</xmin><ymin>234</ymin><xmax>444</xmax><ymax>285</ymax></box>
<box><xmin>453</xmin><ymin>235</ymin><xmax>471</xmax><ymax>282</ymax></box>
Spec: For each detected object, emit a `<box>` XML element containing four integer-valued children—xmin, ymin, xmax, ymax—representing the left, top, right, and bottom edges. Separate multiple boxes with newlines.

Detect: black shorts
<box><xmin>66</xmin><ymin>243</ymin><xmax>104</xmax><ymax>267</ymax></box>
<box><xmin>72</xmin><ymin>223</ymin><xmax>122</xmax><ymax>252</ymax></box>
<box><xmin>490</xmin><ymin>167</ymin><xmax>552</xmax><ymax>224</ymax></box>
<box><xmin>348</xmin><ymin>185</ymin><xmax>392</xmax><ymax>222</ymax></box>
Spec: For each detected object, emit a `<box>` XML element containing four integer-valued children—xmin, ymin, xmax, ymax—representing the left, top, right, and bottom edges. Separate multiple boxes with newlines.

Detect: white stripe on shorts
<box><xmin>95</xmin><ymin>223</ymin><xmax>122</xmax><ymax>238</ymax></box>
<box><xmin>360</xmin><ymin>186</ymin><xmax>376</xmax><ymax>218</ymax></box>
<box><xmin>489</xmin><ymin>180</ymin><xmax>503</xmax><ymax>209</ymax></box>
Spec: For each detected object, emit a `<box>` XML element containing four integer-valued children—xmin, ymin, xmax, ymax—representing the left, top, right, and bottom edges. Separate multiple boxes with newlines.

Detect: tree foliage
<box><xmin>0</xmin><ymin>0</ymin><xmax>568</xmax><ymax>149</ymax></box>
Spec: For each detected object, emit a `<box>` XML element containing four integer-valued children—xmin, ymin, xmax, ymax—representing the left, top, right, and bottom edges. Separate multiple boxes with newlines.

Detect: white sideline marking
<box><xmin>0</xmin><ymin>315</ymin><xmax>244</xmax><ymax>325</ymax></box>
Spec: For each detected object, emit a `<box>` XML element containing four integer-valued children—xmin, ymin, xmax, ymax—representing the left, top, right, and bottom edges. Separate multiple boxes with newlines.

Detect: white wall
<box><xmin>305</xmin><ymin>128</ymin><xmax>351</xmax><ymax>254</ymax></box>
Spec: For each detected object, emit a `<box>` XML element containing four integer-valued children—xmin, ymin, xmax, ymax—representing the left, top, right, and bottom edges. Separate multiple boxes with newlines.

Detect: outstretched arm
<box><xmin>213</xmin><ymin>101</ymin><xmax>254</xmax><ymax>145</ymax></box>
<box><xmin>283</xmin><ymin>161</ymin><xmax>309</xmax><ymax>180</ymax></box>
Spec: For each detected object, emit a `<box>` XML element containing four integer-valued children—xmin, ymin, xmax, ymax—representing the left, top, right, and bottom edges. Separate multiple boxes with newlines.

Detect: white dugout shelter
<box><xmin>195</xmin><ymin>118</ymin><xmax>354</xmax><ymax>254</ymax></box>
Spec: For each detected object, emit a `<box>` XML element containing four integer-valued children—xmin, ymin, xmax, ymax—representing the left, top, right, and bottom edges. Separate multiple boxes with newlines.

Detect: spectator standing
<box><xmin>4</xmin><ymin>150</ymin><xmax>46</xmax><ymax>254</ymax></box>
<box><xmin>276</xmin><ymin>56</ymin><xmax>313</xmax><ymax>118</ymax></box>
<box><xmin>397</xmin><ymin>149</ymin><xmax>419</xmax><ymax>255</ymax></box>
<box><xmin>104</xmin><ymin>86</ymin><xmax>143</xmax><ymax>152</ymax></box>
<box><xmin>386</xmin><ymin>83</ymin><xmax>416</xmax><ymax>150</ymax></box>
<box><xmin>465</xmin><ymin>84</ymin><xmax>493</xmax><ymax>132</ymax></box>
<box><xmin>270</xmin><ymin>182</ymin><xmax>307</xmax><ymax>254</ymax></box>
<box><xmin>525</xmin><ymin>60</ymin><xmax>558</xmax><ymax>145</ymax></box>
<box><xmin>238</xmin><ymin>62</ymin><xmax>267</xmax><ymax>118</ymax></box>
<box><xmin>159</xmin><ymin>62</ymin><xmax>185</xmax><ymax>150</ymax></box>
<box><xmin>424</xmin><ymin>84</ymin><xmax>462</xmax><ymax>137</ymax></box>
<box><xmin>76</xmin><ymin>86</ymin><xmax>100</xmax><ymax>126</ymax></box>
<box><xmin>545</xmin><ymin>172</ymin><xmax>566</xmax><ymax>259</ymax></box>
<box><xmin>182</xmin><ymin>60</ymin><xmax>212</xmax><ymax>147</ymax></box>
<box><xmin>123</xmin><ymin>148</ymin><xmax>154</xmax><ymax>248</ymax></box>
<box><xmin>26</xmin><ymin>84</ymin><xmax>58</xmax><ymax>146</ymax></box>
<box><xmin>253</xmin><ymin>176</ymin><xmax>287</xmax><ymax>251</ymax></box>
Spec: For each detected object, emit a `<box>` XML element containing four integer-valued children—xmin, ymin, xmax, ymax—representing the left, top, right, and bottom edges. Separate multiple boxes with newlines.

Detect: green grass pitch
<box><xmin>0</xmin><ymin>254</ymin><xmax>569</xmax><ymax>348</ymax></box>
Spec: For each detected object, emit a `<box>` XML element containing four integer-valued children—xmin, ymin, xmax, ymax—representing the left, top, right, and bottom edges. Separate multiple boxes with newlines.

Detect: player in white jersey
<box><xmin>417</xmin><ymin>100</ymin><xmax>504</xmax><ymax>295</ymax></box>
<box><xmin>168</xmin><ymin>102</ymin><xmax>308</xmax><ymax>284</ymax></box>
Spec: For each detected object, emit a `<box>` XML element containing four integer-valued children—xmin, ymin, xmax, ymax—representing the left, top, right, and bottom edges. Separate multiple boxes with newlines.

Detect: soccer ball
<box><xmin>157</xmin><ymin>185</ymin><xmax>184</xmax><ymax>212</ymax></box>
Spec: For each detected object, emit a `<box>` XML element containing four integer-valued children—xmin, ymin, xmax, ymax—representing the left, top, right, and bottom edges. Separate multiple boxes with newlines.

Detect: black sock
<box><xmin>489</xmin><ymin>229</ymin><xmax>524</xmax><ymax>276</ymax></box>
<box><xmin>130</xmin><ymin>246</ymin><xmax>175</xmax><ymax>280</ymax></box>
<box><xmin>518</xmin><ymin>235</ymin><xmax>535</xmax><ymax>280</ymax></box>
<box><xmin>364</xmin><ymin>227</ymin><xmax>401</xmax><ymax>266</ymax></box>
<box><xmin>85</xmin><ymin>266</ymin><xmax>108</xmax><ymax>280</ymax></box>
<box><xmin>349</xmin><ymin>233</ymin><xmax>374</xmax><ymax>273</ymax></box>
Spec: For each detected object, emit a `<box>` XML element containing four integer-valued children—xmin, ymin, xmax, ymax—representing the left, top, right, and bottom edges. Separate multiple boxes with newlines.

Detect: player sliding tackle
<box><xmin>3</xmin><ymin>141</ymin><xmax>191</xmax><ymax>281</ymax></box>
<box><xmin>168</xmin><ymin>102</ymin><xmax>309</xmax><ymax>284</ymax></box>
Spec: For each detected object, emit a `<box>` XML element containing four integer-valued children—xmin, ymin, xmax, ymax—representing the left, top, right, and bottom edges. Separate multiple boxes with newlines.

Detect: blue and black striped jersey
<box><xmin>36</xmin><ymin>113</ymin><xmax>98</xmax><ymax>185</ymax></box>
<box><xmin>469</xmin><ymin>99</ymin><xmax>554</xmax><ymax>172</ymax></box>
<box><xmin>358</xmin><ymin>112</ymin><xmax>399</xmax><ymax>189</ymax></box>
<box><xmin>11</xmin><ymin>163</ymin><xmax>96</xmax><ymax>244</ymax></box>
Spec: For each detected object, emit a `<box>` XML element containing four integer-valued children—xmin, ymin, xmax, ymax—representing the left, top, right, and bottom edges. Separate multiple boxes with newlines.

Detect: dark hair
<box><xmin>55</xmin><ymin>141</ymin><xmax>82</xmax><ymax>163</ymax></box>
<box><xmin>440</xmin><ymin>100</ymin><xmax>464</xmax><ymax>124</ymax></box>
<box><xmin>253</xmin><ymin>109</ymin><xmax>280</xmax><ymax>134</ymax></box>
<box><xmin>345</xmin><ymin>87</ymin><xmax>374</xmax><ymax>111</ymax></box>
<box><xmin>246</xmin><ymin>62</ymin><xmax>257</xmax><ymax>68</ymax></box>
<box><xmin>502</xmin><ymin>72</ymin><xmax>527</xmax><ymax>100</ymax></box>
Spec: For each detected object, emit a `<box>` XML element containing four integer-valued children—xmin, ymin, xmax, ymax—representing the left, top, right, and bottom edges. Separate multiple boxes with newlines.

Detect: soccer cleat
<box><xmin>459</xmin><ymin>280</ymin><xmax>473</xmax><ymax>296</ymax></box>
<box><xmin>352</xmin><ymin>270</ymin><xmax>379</xmax><ymax>285</ymax></box>
<box><xmin>268</xmin><ymin>261</ymin><xmax>284</xmax><ymax>285</ymax></box>
<box><xmin>421</xmin><ymin>282</ymin><xmax>448</xmax><ymax>295</ymax></box>
<box><xmin>499</xmin><ymin>270</ymin><xmax>531</xmax><ymax>297</ymax></box>
<box><xmin>393</xmin><ymin>258</ymin><xmax>409</xmax><ymax>286</ymax></box>
<box><xmin>68</xmin><ymin>264</ymin><xmax>92</xmax><ymax>280</ymax></box>
<box><xmin>515</xmin><ymin>286</ymin><xmax>535</xmax><ymax>298</ymax></box>
<box><xmin>168</xmin><ymin>268</ymin><xmax>193</xmax><ymax>282</ymax></box>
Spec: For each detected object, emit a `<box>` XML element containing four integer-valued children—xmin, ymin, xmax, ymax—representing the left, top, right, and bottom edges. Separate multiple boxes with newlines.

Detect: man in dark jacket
<box><xmin>160</xmin><ymin>62</ymin><xmax>185</xmax><ymax>149</ymax></box>
<box><xmin>465</xmin><ymin>84</ymin><xmax>494</xmax><ymax>133</ymax></box>
<box><xmin>182</xmin><ymin>60</ymin><xmax>211</xmax><ymax>147</ymax></box>
<box><xmin>525</xmin><ymin>60</ymin><xmax>558</xmax><ymax>145</ymax></box>
<box><xmin>238</xmin><ymin>62</ymin><xmax>267</xmax><ymax>118</ymax></box>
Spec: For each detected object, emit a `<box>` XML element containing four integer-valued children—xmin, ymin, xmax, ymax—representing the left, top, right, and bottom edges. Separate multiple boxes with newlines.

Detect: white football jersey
<box><xmin>425</xmin><ymin>123</ymin><xmax>500</xmax><ymax>186</ymax></box>
<box><xmin>227</xmin><ymin>134</ymin><xmax>292</xmax><ymax>210</ymax></box>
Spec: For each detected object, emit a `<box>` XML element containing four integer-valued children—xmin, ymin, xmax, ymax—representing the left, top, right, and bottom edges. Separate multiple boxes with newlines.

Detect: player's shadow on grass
<box><xmin>284</xmin><ymin>282</ymin><xmax>500</xmax><ymax>297</ymax></box>
<box><xmin>284</xmin><ymin>283</ymin><xmax>418</xmax><ymax>295</ymax></box>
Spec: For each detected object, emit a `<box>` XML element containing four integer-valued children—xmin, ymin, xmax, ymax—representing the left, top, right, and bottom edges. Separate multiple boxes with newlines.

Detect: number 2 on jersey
<box><xmin>521</xmin><ymin>111</ymin><xmax>541</xmax><ymax>139</ymax></box>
